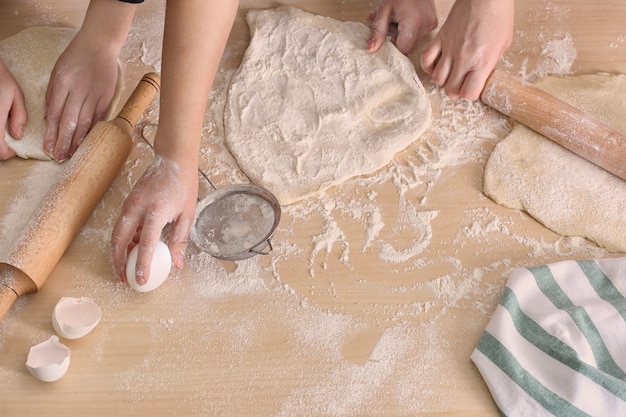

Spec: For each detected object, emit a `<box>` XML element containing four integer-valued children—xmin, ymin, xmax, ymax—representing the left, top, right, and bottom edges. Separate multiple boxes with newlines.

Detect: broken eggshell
<box><xmin>52</xmin><ymin>296</ymin><xmax>102</xmax><ymax>339</ymax></box>
<box><xmin>25</xmin><ymin>336</ymin><xmax>71</xmax><ymax>382</ymax></box>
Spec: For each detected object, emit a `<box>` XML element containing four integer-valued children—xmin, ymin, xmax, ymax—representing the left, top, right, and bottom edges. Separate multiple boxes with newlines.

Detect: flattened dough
<box><xmin>0</xmin><ymin>27</ymin><xmax>122</xmax><ymax>160</ymax></box>
<box><xmin>224</xmin><ymin>6</ymin><xmax>431</xmax><ymax>205</ymax></box>
<box><xmin>484</xmin><ymin>73</ymin><xmax>626</xmax><ymax>253</ymax></box>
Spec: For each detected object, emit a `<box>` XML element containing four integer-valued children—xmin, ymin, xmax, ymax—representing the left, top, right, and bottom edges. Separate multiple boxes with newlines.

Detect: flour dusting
<box><xmin>0</xmin><ymin>2</ymin><xmax>622</xmax><ymax>416</ymax></box>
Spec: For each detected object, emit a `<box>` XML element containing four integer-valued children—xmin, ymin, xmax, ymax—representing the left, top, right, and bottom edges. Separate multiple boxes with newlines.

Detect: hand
<box><xmin>43</xmin><ymin>33</ymin><xmax>120</xmax><ymax>161</ymax></box>
<box><xmin>42</xmin><ymin>0</ymin><xmax>136</xmax><ymax>162</ymax></box>
<box><xmin>111</xmin><ymin>154</ymin><xmax>198</xmax><ymax>286</ymax></box>
<box><xmin>0</xmin><ymin>60</ymin><xmax>26</xmax><ymax>160</ymax></box>
<box><xmin>421</xmin><ymin>0</ymin><xmax>514</xmax><ymax>100</ymax></box>
<box><xmin>367</xmin><ymin>0</ymin><xmax>438</xmax><ymax>55</ymax></box>
<box><xmin>110</xmin><ymin>0</ymin><xmax>237</xmax><ymax>287</ymax></box>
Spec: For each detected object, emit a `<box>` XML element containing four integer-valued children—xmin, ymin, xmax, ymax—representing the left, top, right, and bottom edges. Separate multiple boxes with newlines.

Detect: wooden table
<box><xmin>1</xmin><ymin>1</ymin><xmax>625</xmax><ymax>416</ymax></box>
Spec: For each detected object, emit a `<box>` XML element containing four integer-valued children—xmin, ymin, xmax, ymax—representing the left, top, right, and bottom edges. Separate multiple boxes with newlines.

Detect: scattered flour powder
<box><xmin>0</xmin><ymin>2</ymin><xmax>623</xmax><ymax>416</ymax></box>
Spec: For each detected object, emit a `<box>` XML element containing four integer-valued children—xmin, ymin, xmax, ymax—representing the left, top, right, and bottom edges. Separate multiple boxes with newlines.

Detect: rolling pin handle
<box><xmin>481</xmin><ymin>69</ymin><xmax>626</xmax><ymax>181</ymax></box>
<box><xmin>0</xmin><ymin>264</ymin><xmax>37</xmax><ymax>323</ymax></box>
<box><xmin>0</xmin><ymin>285</ymin><xmax>18</xmax><ymax>324</ymax></box>
<box><xmin>113</xmin><ymin>72</ymin><xmax>161</xmax><ymax>135</ymax></box>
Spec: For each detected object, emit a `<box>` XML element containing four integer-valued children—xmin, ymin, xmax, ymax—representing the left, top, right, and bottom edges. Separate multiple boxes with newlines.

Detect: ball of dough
<box><xmin>126</xmin><ymin>241</ymin><xmax>172</xmax><ymax>292</ymax></box>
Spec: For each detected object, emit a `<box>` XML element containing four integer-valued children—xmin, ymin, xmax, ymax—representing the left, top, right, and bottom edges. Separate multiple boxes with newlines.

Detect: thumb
<box><xmin>366</xmin><ymin>6</ymin><xmax>393</xmax><ymax>53</ymax></box>
<box><xmin>420</xmin><ymin>35</ymin><xmax>443</xmax><ymax>77</ymax></box>
<box><xmin>8</xmin><ymin>89</ymin><xmax>27</xmax><ymax>139</ymax></box>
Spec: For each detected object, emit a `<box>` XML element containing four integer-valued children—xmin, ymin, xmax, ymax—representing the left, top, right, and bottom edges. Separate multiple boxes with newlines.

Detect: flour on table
<box><xmin>224</xmin><ymin>6</ymin><xmax>431</xmax><ymax>205</ymax></box>
<box><xmin>0</xmin><ymin>27</ymin><xmax>122</xmax><ymax>160</ymax></box>
<box><xmin>484</xmin><ymin>73</ymin><xmax>626</xmax><ymax>253</ymax></box>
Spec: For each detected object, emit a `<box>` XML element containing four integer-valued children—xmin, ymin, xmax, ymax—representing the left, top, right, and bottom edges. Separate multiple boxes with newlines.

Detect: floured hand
<box><xmin>111</xmin><ymin>155</ymin><xmax>198</xmax><ymax>286</ymax></box>
<box><xmin>421</xmin><ymin>0</ymin><xmax>514</xmax><ymax>100</ymax></box>
<box><xmin>42</xmin><ymin>0</ymin><xmax>136</xmax><ymax>162</ymax></box>
<box><xmin>0</xmin><ymin>59</ymin><xmax>25</xmax><ymax>160</ymax></box>
<box><xmin>367</xmin><ymin>0</ymin><xmax>438</xmax><ymax>55</ymax></box>
<box><xmin>43</xmin><ymin>34</ymin><xmax>120</xmax><ymax>161</ymax></box>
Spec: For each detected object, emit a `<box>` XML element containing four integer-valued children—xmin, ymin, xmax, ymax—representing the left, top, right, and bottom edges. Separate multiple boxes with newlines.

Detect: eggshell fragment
<box><xmin>126</xmin><ymin>240</ymin><xmax>172</xmax><ymax>292</ymax></box>
<box><xmin>52</xmin><ymin>296</ymin><xmax>102</xmax><ymax>339</ymax></box>
<box><xmin>25</xmin><ymin>336</ymin><xmax>70</xmax><ymax>382</ymax></box>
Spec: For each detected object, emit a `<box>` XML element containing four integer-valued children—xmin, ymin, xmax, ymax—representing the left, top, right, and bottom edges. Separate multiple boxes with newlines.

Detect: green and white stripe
<box><xmin>472</xmin><ymin>257</ymin><xmax>626</xmax><ymax>416</ymax></box>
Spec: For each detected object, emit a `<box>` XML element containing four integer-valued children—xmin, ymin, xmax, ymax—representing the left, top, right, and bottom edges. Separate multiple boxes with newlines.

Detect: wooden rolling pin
<box><xmin>0</xmin><ymin>72</ymin><xmax>160</xmax><ymax>323</ymax></box>
<box><xmin>480</xmin><ymin>69</ymin><xmax>626</xmax><ymax>181</ymax></box>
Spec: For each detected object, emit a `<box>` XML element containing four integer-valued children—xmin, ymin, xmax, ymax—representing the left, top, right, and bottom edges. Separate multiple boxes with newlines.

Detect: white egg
<box><xmin>25</xmin><ymin>336</ymin><xmax>71</xmax><ymax>382</ymax></box>
<box><xmin>51</xmin><ymin>297</ymin><xmax>102</xmax><ymax>339</ymax></box>
<box><xmin>126</xmin><ymin>240</ymin><xmax>172</xmax><ymax>292</ymax></box>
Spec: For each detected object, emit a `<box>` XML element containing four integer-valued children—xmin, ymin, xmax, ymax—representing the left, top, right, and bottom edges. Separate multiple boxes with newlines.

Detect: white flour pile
<box><xmin>0</xmin><ymin>2</ymin><xmax>623</xmax><ymax>416</ymax></box>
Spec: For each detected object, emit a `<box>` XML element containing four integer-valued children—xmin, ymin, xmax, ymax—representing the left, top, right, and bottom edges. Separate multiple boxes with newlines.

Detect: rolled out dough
<box><xmin>224</xmin><ymin>6</ymin><xmax>431</xmax><ymax>205</ymax></box>
<box><xmin>0</xmin><ymin>27</ymin><xmax>122</xmax><ymax>160</ymax></box>
<box><xmin>484</xmin><ymin>73</ymin><xmax>626</xmax><ymax>253</ymax></box>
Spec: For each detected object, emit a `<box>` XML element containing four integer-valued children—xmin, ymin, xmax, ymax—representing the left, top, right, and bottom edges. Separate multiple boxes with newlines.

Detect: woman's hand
<box><xmin>43</xmin><ymin>0</ymin><xmax>136</xmax><ymax>161</ymax></box>
<box><xmin>421</xmin><ymin>0</ymin><xmax>514</xmax><ymax>100</ymax></box>
<box><xmin>367</xmin><ymin>0</ymin><xmax>438</xmax><ymax>55</ymax></box>
<box><xmin>43</xmin><ymin>35</ymin><xmax>120</xmax><ymax>161</ymax></box>
<box><xmin>111</xmin><ymin>154</ymin><xmax>198</xmax><ymax>285</ymax></box>
<box><xmin>0</xmin><ymin>59</ymin><xmax>26</xmax><ymax>160</ymax></box>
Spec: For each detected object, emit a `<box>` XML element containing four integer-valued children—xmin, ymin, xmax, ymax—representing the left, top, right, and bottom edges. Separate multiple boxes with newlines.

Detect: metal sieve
<box><xmin>141</xmin><ymin>124</ymin><xmax>281</xmax><ymax>261</ymax></box>
<box><xmin>190</xmin><ymin>183</ymin><xmax>280</xmax><ymax>260</ymax></box>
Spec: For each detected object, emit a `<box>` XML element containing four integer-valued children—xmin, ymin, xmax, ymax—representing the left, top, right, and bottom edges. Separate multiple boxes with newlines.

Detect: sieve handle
<box><xmin>250</xmin><ymin>239</ymin><xmax>273</xmax><ymax>256</ymax></box>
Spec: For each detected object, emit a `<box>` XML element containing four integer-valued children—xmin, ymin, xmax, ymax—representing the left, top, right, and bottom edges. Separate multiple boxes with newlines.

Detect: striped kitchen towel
<box><xmin>471</xmin><ymin>257</ymin><xmax>626</xmax><ymax>416</ymax></box>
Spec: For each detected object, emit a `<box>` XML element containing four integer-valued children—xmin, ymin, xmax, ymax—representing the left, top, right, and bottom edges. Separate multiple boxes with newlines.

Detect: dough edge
<box><xmin>223</xmin><ymin>6</ymin><xmax>431</xmax><ymax>205</ymax></box>
<box><xmin>484</xmin><ymin>73</ymin><xmax>626</xmax><ymax>253</ymax></box>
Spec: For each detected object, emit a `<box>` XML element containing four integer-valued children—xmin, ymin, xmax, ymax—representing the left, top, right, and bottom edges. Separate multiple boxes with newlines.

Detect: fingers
<box><xmin>422</xmin><ymin>36</ymin><xmax>463</xmax><ymax>98</ymax></box>
<box><xmin>0</xmin><ymin>70</ymin><xmax>26</xmax><ymax>159</ymax></box>
<box><xmin>0</xmin><ymin>138</ymin><xmax>16</xmax><ymax>160</ymax></box>
<box><xmin>111</xmin><ymin>210</ymin><xmax>138</xmax><ymax>284</ymax></box>
<box><xmin>421</xmin><ymin>37</ymin><xmax>494</xmax><ymax>101</ymax></box>
<box><xmin>112</xmin><ymin>201</ymin><xmax>192</xmax><ymax>288</ymax></box>
<box><xmin>394</xmin><ymin>21</ymin><xmax>419</xmax><ymax>55</ymax></box>
<box><xmin>0</xmin><ymin>98</ymin><xmax>13</xmax><ymax>160</ymax></box>
<box><xmin>420</xmin><ymin>36</ymin><xmax>442</xmax><ymax>77</ymax></box>
<box><xmin>43</xmin><ymin>92</ymin><xmax>99</xmax><ymax>161</ymax></box>
<box><xmin>43</xmin><ymin>72</ymin><xmax>108</xmax><ymax>161</ymax></box>
<box><xmin>110</xmin><ymin>196</ymin><xmax>162</xmax><ymax>286</ymax></box>
<box><xmin>431</xmin><ymin>60</ymin><xmax>496</xmax><ymax>101</ymax></box>
<box><xmin>423</xmin><ymin>36</ymin><xmax>456</xmax><ymax>90</ymax></box>
<box><xmin>43</xmin><ymin>74</ymin><xmax>65</xmax><ymax>158</ymax></box>
<box><xmin>0</xmin><ymin>99</ymin><xmax>19</xmax><ymax>159</ymax></box>
<box><xmin>366</xmin><ymin>5</ymin><xmax>393</xmax><ymax>53</ymax></box>
<box><xmin>167</xmin><ymin>214</ymin><xmax>194</xmax><ymax>271</ymax></box>
<box><xmin>7</xmin><ymin>90</ymin><xmax>27</xmax><ymax>141</ymax></box>
<box><xmin>367</xmin><ymin>2</ymin><xmax>437</xmax><ymax>55</ymax></box>
<box><xmin>112</xmin><ymin>198</ymin><xmax>179</xmax><ymax>288</ymax></box>
<box><xmin>453</xmin><ymin>67</ymin><xmax>493</xmax><ymax>102</ymax></box>
<box><xmin>419</xmin><ymin>0</ymin><xmax>513</xmax><ymax>101</ymax></box>
<box><xmin>68</xmin><ymin>97</ymin><xmax>104</xmax><ymax>156</ymax></box>
<box><xmin>133</xmin><ymin>219</ymin><xmax>163</xmax><ymax>287</ymax></box>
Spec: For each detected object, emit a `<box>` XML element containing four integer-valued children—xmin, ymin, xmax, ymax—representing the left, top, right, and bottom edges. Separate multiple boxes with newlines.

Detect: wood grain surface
<box><xmin>0</xmin><ymin>1</ymin><xmax>625</xmax><ymax>416</ymax></box>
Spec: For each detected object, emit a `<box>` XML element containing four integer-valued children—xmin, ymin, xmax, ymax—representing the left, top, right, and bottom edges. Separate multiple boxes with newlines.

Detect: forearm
<box><xmin>153</xmin><ymin>0</ymin><xmax>238</xmax><ymax>164</ymax></box>
<box><xmin>77</xmin><ymin>0</ymin><xmax>137</xmax><ymax>54</ymax></box>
